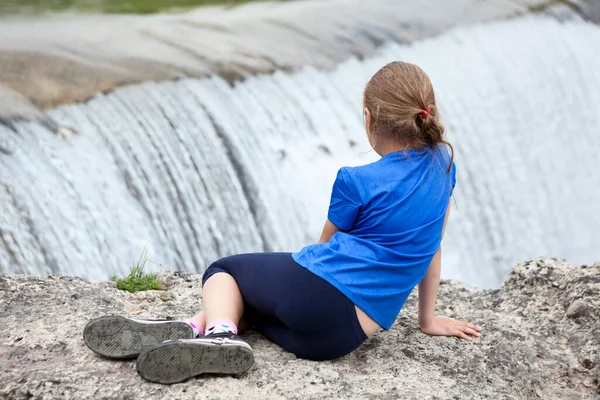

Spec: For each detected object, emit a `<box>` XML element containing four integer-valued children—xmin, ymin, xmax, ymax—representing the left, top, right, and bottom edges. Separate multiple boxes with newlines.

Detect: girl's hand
<box><xmin>419</xmin><ymin>316</ymin><xmax>482</xmax><ymax>339</ymax></box>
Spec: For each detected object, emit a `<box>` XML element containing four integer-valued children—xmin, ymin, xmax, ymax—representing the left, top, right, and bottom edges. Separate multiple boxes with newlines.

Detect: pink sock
<box><xmin>205</xmin><ymin>319</ymin><xmax>238</xmax><ymax>335</ymax></box>
<box><xmin>184</xmin><ymin>319</ymin><xmax>205</xmax><ymax>337</ymax></box>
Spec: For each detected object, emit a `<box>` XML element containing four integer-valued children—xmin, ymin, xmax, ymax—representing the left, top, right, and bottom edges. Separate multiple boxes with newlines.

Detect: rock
<box><xmin>567</xmin><ymin>299</ymin><xmax>589</xmax><ymax>318</ymax></box>
<box><xmin>581</xmin><ymin>358</ymin><xmax>595</xmax><ymax>370</ymax></box>
<box><xmin>0</xmin><ymin>258</ymin><xmax>599</xmax><ymax>399</ymax></box>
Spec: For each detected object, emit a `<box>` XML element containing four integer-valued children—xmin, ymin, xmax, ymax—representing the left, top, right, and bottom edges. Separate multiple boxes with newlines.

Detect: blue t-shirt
<box><xmin>292</xmin><ymin>146</ymin><xmax>456</xmax><ymax>330</ymax></box>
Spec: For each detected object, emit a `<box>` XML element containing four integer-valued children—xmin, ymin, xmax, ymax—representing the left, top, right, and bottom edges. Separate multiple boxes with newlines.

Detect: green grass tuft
<box><xmin>111</xmin><ymin>248</ymin><xmax>162</xmax><ymax>293</ymax></box>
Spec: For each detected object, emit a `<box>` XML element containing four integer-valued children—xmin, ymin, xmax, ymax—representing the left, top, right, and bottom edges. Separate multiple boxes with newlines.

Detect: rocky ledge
<box><xmin>0</xmin><ymin>258</ymin><xmax>598</xmax><ymax>399</ymax></box>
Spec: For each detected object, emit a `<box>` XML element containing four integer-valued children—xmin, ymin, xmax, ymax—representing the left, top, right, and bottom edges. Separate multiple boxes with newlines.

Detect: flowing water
<box><xmin>1</xmin><ymin>17</ymin><xmax>599</xmax><ymax>288</ymax></box>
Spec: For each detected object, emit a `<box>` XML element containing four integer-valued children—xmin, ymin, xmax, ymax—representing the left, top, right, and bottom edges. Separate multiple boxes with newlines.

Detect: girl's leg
<box><xmin>137</xmin><ymin>260</ymin><xmax>258</xmax><ymax>384</ymax></box>
<box><xmin>136</xmin><ymin>252</ymin><xmax>367</xmax><ymax>383</ymax></box>
<box><xmin>199</xmin><ymin>252</ymin><xmax>368</xmax><ymax>359</ymax></box>
<box><xmin>197</xmin><ymin>253</ymin><xmax>287</xmax><ymax>336</ymax></box>
<box><xmin>202</xmin><ymin>272</ymin><xmax>244</xmax><ymax>335</ymax></box>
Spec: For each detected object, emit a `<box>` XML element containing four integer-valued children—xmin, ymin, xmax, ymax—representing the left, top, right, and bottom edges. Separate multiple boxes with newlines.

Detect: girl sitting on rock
<box><xmin>84</xmin><ymin>61</ymin><xmax>482</xmax><ymax>384</ymax></box>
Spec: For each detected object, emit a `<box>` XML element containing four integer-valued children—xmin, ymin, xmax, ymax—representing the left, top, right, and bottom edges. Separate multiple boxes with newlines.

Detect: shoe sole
<box><xmin>83</xmin><ymin>315</ymin><xmax>193</xmax><ymax>359</ymax></box>
<box><xmin>136</xmin><ymin>338</ymin><xmax>254</xmax><ymax>384</ymax></box>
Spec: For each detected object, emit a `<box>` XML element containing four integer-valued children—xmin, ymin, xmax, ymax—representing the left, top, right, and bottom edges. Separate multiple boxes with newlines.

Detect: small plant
<box><xmin>111</xmin><ymin>248</ymin><xmax>162</xmax><ymax>293</ymax></box>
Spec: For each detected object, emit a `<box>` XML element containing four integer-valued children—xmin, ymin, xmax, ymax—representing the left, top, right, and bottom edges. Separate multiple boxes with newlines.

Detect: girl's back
<box><xmin>293</xmin><ymin>145</ymin><xmax>455</xmax><ymax>330</ymax></box>
<box><xmin>349</xmin><ymin>146</ymin><xmax>455</xmax><ymax>242</ymax></box>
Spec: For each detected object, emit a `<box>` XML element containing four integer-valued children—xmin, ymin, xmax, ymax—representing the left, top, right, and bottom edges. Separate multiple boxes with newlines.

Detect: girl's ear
<box><xmin>364</xmin><ymin>107</ymin><xmax>373</xmax><ymax>135</ymax></box>
<box><xmin>364</xmin><ymin>107</ymin><xmax>377</xmax><ymax>149</ymax></box>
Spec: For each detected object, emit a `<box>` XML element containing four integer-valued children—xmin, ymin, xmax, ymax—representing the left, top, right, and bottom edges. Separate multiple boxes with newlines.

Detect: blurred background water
<box><xmin>0</xmin><ymin>0</ymin><xmax>599</xmax><ymax>289</ymax></box>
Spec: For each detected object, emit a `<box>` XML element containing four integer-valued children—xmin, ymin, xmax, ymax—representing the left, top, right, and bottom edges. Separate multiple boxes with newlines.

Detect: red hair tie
<box><xmin>420</xmin><ymin>107</ymin><xmax>431</xmax><ymax>119</ymax></box>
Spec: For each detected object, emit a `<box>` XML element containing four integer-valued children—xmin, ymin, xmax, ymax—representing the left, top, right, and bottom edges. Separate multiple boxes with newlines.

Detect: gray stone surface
<box><xmin>1</xmin><ymin>257</ymin><xmax>599</xmax><ymax>399</ymax></box>
<box><xmin>567</xmin><ymin>299</ymin><xmax>590</xmax><ymax>318</ymax></box>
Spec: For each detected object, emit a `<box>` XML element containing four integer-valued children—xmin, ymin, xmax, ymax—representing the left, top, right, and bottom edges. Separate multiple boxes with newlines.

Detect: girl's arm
<box><xmin>319</xmin><ymin>219</ymin><xmax>341</xmax><ymax>242</ymax></box>
<box><xmin>417</xmin><ymin>201</ymin><xmax>482</xmax><ymax>339</ymax></box>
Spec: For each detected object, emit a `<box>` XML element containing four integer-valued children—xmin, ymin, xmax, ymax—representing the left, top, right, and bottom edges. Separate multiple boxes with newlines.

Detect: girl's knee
<box><xmin>202</xmin><ymin>254</ymin><xmax>251</xmax><ymax>286</ymax></box>
<box><xmin>202</xmin><ymin>259</ymin><xmax>229</xmax><ymax>286</ymax></box>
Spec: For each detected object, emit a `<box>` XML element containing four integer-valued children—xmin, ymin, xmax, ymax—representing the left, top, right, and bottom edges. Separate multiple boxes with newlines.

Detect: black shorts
<box><xmin>202</xmin><ymin>252</ymin><xmax>368</xmax><ymax>361</ymax></box>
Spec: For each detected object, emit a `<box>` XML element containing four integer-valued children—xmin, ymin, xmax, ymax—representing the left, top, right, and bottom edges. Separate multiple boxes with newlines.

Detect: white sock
<box><xmin>205</xmin><ymin>319</ymin><xmax>238</xmax><ymax>335</ymax></box>
<box><xmin>182</xmin><ymin>319</ymin><xmax>204</xmax><ymax>337</ymax></box>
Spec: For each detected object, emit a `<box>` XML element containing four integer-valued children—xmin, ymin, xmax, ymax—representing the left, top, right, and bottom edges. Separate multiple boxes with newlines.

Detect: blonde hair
<box><xmin>363</xmin><ymin>61</ymin><xmax>453</xmax><ymax>170</ymax></box>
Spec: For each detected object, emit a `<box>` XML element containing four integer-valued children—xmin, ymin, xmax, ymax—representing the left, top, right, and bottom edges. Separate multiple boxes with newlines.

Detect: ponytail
<box><xmin>416</xmin><ymin>104</ymin><xmax>454</xmax><ymax>172</ymax></box>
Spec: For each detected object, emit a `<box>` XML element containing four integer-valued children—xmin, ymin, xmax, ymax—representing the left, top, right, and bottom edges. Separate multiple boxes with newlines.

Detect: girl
<box><xmin>84</xmin><ymin>61</ymin><xmax>482</xmax><ymax>384</ymax></box>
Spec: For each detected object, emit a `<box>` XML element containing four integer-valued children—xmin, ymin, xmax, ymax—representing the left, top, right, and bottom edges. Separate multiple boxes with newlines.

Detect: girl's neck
<box><xmin>373</xmin><ymin>141</ymin><xmax>422</xmax><ymax>157</ymax></box>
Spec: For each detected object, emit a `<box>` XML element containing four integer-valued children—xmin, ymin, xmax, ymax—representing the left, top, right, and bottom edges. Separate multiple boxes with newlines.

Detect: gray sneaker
<box><xmin>83</xmin><ymin>315</ymin><xmax>194</xmax><ymax>359</ymax></box>
<box><xmin>136</xmin><ymin>332</ymin><xmax>254</xmax><ymax>384</ymax></box>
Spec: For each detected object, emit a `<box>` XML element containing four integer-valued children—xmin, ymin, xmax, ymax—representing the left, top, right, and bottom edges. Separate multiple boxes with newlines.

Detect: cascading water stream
<box><xmin>1</xmin><ymin>17</ymin><xmax>599</xmax><ymax>288</ymax></box>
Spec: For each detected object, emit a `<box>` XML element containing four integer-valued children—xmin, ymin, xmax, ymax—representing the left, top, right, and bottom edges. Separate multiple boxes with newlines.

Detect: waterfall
<box><xmin>1</xmin><ymin>17</ymin><xmax>599</xmax><ymax>288</ymax></box>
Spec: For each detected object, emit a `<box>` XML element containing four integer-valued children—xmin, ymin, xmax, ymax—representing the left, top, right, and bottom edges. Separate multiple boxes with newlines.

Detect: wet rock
<box><xmin>566</xmin><ymin>299</ymin><xmax>589</xmax><ymax>318</ymax></box>
<box><xmin>0</xmin><ymin>257</ymin><xmax>598</xmax><ymax>399</ymax></box>
<box><xmin>581</xmin><ymin>358</ymin><xmax>595</xmax><ymax>370</ymax></box>
<box><xmin>0</xmin><ymin>0</ymin><xmax>591</xmax><ymax>119</ymax></box>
